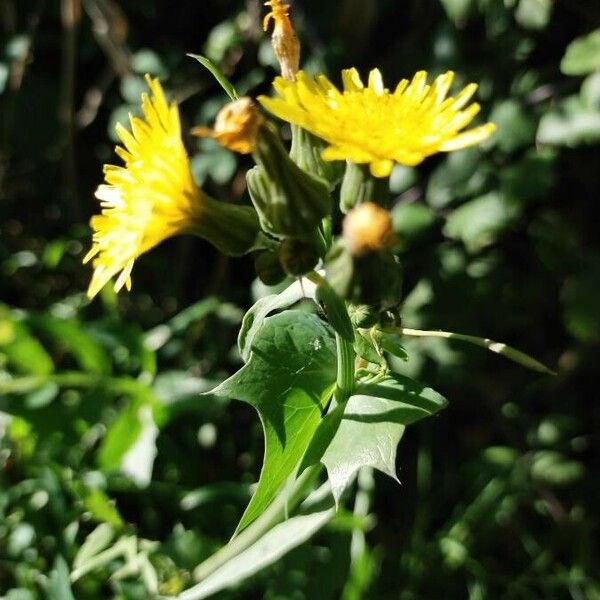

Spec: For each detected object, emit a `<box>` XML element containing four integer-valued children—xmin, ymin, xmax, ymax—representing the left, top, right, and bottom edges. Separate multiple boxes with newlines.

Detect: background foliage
<box><xmin>1</xmin><ymin>0</ymin><xmax>599</xmax><ymax>598</ymax></box>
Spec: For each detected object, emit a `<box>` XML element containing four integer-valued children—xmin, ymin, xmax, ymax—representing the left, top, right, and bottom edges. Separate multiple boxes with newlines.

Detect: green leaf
<box><xmin>188</xmin><ymin>54</ymin><xmax>239</xmax><ymax>100</ymax></box>
<box><xmin>45</xmin><ymin>556</ymin><xmax>75</xmax><ymax>600</ymax></box>
<box><xmin>175</xmin><ymin>508</ymin><xmax>334</xmax><ymax>600</ymax></box>
<box><xmin>391</xmin><ymin>203</ymin><xmax>437</xmax><ymax>246</ymax></box>
<box><xmin>537</xmin><ymin>95</ymin><xmax>600</xmax><ymax>147</ymax></box>
<box><xmin>560</xmin><ymin>29</ymin><xmax>600</xmax><ymax>76</ymax></box>
<box><xmin>514</xmin><ymin>0</ymin><xmax>553</xmax><ymax>31</ymax></box>
<box><xmin>439</xmin><ymin>0</ymin><xmax>475</xmax><ymax>25</ymax></box>
<box><xmin>323</xmin><ymin>374</ymin><xmax>448</xmax><ymax>502</ymax></box>
<box><xmin>97</xmin><ymin>391</ymin><xmax>159</xmax><ymax>486</ymax></box>
<box><xmin>28</xmin><ymin>315</ymin><xmax>111</xmax><ymax>375</ymax></box>
<box><xmin>444</xmin><ymin>192</ymin><xmax>519</xmax><ymax>252</ymax></box>
<box><xmin>489</xmin><ymin>100</ymin><xmax>537</xmax><ymax>153</ymax></box>
<box><xmin>211</xmin><ymin>310</ymin><xmax>337</xmax><ymax>533</ymax></box>
<box><xmin>426</xmin><ymin>149</ymin><xmax>489</xmax><ymax>209</ymax></box>
<box><xmin>238</xmin><ymin>278</ymin><xmax>317</xmax><ymax>361</ymax></box>
<box><xmin>73</xmin><ymin>524</ymin><xmax>115</xmax><ymax>571</ymax></box>
<box><xmin>0</xmin><ymin>308</ymin><xmax>54</xmax><ymax>376</ymax></box>
<box><xmin>82</xmin><ymin>489</ymin><xmax>124</xmax><ymax>528</ymax></box>
<box><xmin>353</xmin><ymin>333</ymin><xmax>385</xmax><ymax>366</ymax></box>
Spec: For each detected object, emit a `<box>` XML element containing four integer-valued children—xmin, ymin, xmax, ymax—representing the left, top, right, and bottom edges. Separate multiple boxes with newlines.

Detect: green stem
<box><xmin>340</xmin><ymin>161</ymin><xmax>390</xmax><ymax>213</ymax></box>
<box><xmin>335</xmin><ymin>332</ymin><xmax>355</xmax><ymax>404</ymax></box>
<box><xmin>399</xmin><ymin>327</ymin><xmax>555</xmax><ymax>375</ymax></box>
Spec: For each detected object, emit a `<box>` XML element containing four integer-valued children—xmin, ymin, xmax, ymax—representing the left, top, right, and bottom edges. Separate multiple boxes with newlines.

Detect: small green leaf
<box><xmin>238</xmin><ymin>278</ymin><xmax>317</xmax><ymax>361</ymax></box>
<box><xmin>323</xmin><ymin>374</ymin><xmax>448</xmax><ymax>502</ymax></box>
<box><xmin>377</xmin><ymin>332</ymin><xmax>409</xmax><ymax>361</ymax></box>
<box><xmin>211</xmin><ymin>310</ymin><xmax>337</xmax><ymax>533</ymax></box>
<box><xmin>188</xmin><ymin>54</ymin><xmax>238</xmax><ymax>100</ymax></box>
<box><xmin>45</xmin><ymin>556</ymin><xmax>75</xmax><ymax>600</ymax></box>
<box><xmin>82</xmin><ymin>489</ymin><xmax>124</xmax><ymax>528</ymax></box>
<box><xmin>560</xmin><ymin>29</ymin><xmax>600</xmax><ymax>76</ymax></box>
<box><xmin>73</xmin><ymin>524</ymin><xmax>115</xmax><ymax>570</ymax></box>
<box><xmin>354</xmin><ymin>333</ymin><xmax>385</xmax><ymax>366</ymax></box>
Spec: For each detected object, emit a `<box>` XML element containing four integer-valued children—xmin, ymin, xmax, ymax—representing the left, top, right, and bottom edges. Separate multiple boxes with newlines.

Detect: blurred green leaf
<box><xmin>426</xmin><ymin>149</ymin><xmax>489</xmax><ymax>208</ymax></box>
<box><xmin>439</xmin><ymin>0</ymin><xmax>475</xmax><ymax>25</ymax></box>
<box><xmin>29</xmin><ymin>315</ymin><xmax>111</xmax><ymax>375</ymax></box>
<box><xmin>443</xmin><ymin>192</ymin><xmax>519</xmax><ymax>252</ymax></box>
<box><xmin>514</xmin><ymin>0</ymin><xmax>553</xmax><ymax>31</ymax></box>
<box><xmin>0</xmin><ymin>310</ymin><xmax>54</xmax><ymax>376</ymax></box>
<box><xmin>560</xmin><ymin>28</ymin><xmax>600</xmax><ymax>76</ymax></box>
<box><xmin>538</xmin><ymin>95</ymin><xmax>600</xmax><ymax>146</ymax></box>
<box><xmin>392</xmin><ymin>203</ymin><xmax>438</xmax><ymax>245</ymax></box>
<box><xmin>531</xmin><ymin>451</ymin><xmax>585</xmax><ymax>486</ymax></box>
<box><xmin>82</xmin><ymin>490</ymin><xmax>124</xmax><ymax>528</ymax></box>
<box><xmin>73</xmin><ymin>524</ymin><xmax>115</xmax><ymax>571</ymax></box>
<box><xmin>45</xmin><ymin>556</ymin><xmax>75</xmax><ymax>600</ymax></box>
<box><xmin>489</xmin><ymin>99</ymin><xmax>537</xmax><ymax>153</ymax></box>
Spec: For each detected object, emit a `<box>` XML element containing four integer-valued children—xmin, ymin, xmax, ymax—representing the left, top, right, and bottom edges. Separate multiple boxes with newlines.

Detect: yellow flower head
<box><xmin>84</xmin><ymin>76</ymin><xmax>204</xmax><ymax>299</ymax></box>
<box><xmin>263</xmin><ymin>0</ymin><xmax>300</xmax><ymax>81</ymax></box>
<box><xmin>192</xmin><ymin>97</ymin><xmax>264</xmax><ymax>154</ymax></box>
<box><xmin>259</xmin><ymin>69</ymin><xmax>496</xmax><ymax>177</ymax></box>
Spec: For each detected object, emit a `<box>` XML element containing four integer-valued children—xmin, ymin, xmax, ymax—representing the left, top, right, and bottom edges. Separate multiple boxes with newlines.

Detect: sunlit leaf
<box><xmin>211</xmin><ymin>310</ymin><xmax>337</xmax><ymax>533</ymax></box>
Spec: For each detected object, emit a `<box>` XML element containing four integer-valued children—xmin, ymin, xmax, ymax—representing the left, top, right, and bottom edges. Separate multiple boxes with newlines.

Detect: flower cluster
<box><xmin>83</xmin><ymin>0</ymin><xmax>495</xmax><ymax>299</ymax></box>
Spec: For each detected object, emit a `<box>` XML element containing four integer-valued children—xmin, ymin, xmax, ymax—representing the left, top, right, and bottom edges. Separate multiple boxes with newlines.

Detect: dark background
<box><xmin>1</xmin><ymin>0</ymin><xmax>599</xmax><ymax>598</ymax></box>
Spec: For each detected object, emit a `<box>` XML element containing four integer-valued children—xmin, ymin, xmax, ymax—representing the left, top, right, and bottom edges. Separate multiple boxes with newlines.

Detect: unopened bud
<box><xmin>343</xmin><ymin>202</ymin><xmax>396</xmax><ymax>256</ymax></box>
<box><xmin>192</xmin><ymin>97</ymin><xmax>263</xmax><ymax>154</ymax></box>
<box><xmin>263</xmin><ymin>0</ymin><xmax>300</xmax><ymax>81</ymax></box>
<box><xmin>278</xmin><ymin>237</ymin><xmax>319</xmax><ymax>276</ymax></box>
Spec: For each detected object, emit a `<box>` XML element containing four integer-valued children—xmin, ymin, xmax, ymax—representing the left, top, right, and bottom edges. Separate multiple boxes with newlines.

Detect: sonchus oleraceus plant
<box><xmin>80</xmin><ymin>1</ymin><xmax>554</xmax><ymax>597</ymax></box>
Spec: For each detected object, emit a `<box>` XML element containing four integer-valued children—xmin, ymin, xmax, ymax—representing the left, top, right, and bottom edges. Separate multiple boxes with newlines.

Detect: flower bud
<box><xmin>343</xmin><ymin>202</ymin><xmax>396</xmax><ymax>257</ymax></box>
<box><xmin>278</xmin><ymin>237</ymin><xmax>319</xmax><ymax>276</ymax></box>
<box><xmin>192</xmin><ymin>98</ymin><xmax>263</xmax><ymax>154</ymax></box>
<box><xmin>247</xmin><ymin>124</ymin><xmax>331</xmax><ymax>238</ymax></box>
<box><xmin>254</xmin><ymin>250</ymin><xmax>286</xmax><ymax>286</ymax></box>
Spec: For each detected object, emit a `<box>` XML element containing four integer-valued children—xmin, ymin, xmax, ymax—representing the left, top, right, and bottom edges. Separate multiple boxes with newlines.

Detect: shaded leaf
<box><xmin>323</xmin><ymin>374</ymin><xmax>448</xmax><ymax>502</ymax></box>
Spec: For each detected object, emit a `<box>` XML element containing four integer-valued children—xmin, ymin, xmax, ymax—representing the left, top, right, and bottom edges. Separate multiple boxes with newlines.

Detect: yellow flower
<box><xmin>259</xmin><ymin>69</ymin><xmax>496</xmax><ymax>177</ymax></box>
<box><xmin>84</xmin><ymin>76</ymin><xmax>259</xmax><ymax>299</ymax></box>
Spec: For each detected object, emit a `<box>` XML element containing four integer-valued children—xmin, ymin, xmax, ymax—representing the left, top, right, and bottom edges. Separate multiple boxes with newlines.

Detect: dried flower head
<box><xmin>192</xmin><ymin>97</ymin><xmax>264</xmax><ymax>154</ymax></box>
